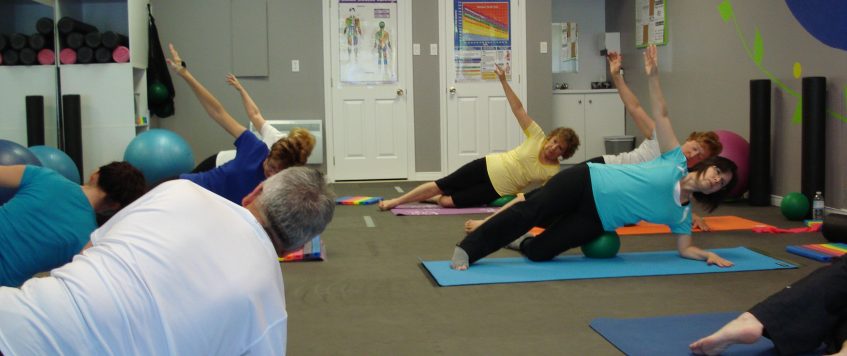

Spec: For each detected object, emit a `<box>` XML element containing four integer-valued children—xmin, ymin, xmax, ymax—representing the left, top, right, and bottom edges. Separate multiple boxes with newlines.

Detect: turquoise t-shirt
<box><xmin>588</xmin><ymin>147</ymin><xmax>692</xmax><ymax>234</ymax></box>
<box><xmin>0</xmin><ymin>165</ymin><xmax>96</xmax><ymax>287</ymax></box>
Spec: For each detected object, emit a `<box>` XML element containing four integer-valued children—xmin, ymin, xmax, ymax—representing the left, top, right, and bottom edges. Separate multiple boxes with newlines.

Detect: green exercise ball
<box><xmin>148</xmin><ymin>82</ymin><xmax>169</xmax><ymax>105</ymax></box>
<box><xmin>781</xmin><ymin>192</ymin><xmax>810</xmax><ymax>221</ymax></box>
<box><xmin>581</xmin><ymin>232</ymin><xmax>620</xmax><ymax>259</ymax></box>
<box><xmin>490</xmin><ymin>194</ymin><xmax>516</xmax><ymax>207</ymax></box>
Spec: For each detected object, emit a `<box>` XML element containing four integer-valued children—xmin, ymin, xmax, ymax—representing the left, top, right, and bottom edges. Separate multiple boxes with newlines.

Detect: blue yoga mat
<box><xmin>590</xmin><ymin>312</ymin><xmax>778</xmax><ymax>355</ymax></box>
<box><xmin>421</xmin><ymin>247</ymin><xmax>795</xmax><ymax>287</ymax></box>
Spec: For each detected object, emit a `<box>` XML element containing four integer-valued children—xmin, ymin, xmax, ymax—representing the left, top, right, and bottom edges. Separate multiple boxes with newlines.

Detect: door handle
<box><xmin>449</xmin><ymin>87</ymin><xmax>457</xmax><ymax>95</ymax></box>
<box><xmin>397</xmin><ymin>88</ymin><xmax>405</xmax><ymax>96</ymax></box>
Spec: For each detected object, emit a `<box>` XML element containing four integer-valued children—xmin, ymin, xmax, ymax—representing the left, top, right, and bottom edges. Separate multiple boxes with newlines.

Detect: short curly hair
<box><xmin>686</xmin><ymin>131</ymin><xmax>723</xmax><ymax>158</ymax></box>
<box><xmin>547</xmin><ymin>127</ymin><xmax>580</xmax><ymax>160</ymax></box>
<box><xmin>96</xmin><ymin>161</ymin><xmax>147</xmax><ymax>209</ymax></box>
<box><xmin>268</xmin><ymin>128</ymin><xmax>317</xmax><ymax>169</ymax></box>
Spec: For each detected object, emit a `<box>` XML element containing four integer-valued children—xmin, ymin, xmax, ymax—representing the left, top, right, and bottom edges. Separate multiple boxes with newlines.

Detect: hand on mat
<box><xmin>607</xmin><ymin>51</ymin><xmax>622</xmax><ymax>76</ymax></box>
<box><xmin>464</xmin><ymin>219</ymin><xmax>483</xmax><ymax>234</ymax></box>
<box><xmin>706</xmin><ymin>252</ymin><xmax>733</xmax><ymax>268</ymax></box>
<box><xmin>225</xmin><ymin>74</ymin><xmax>244</xmax><ymax>92</ymax></box>
<box><xmin>165</xmin><ymin>43</ymin><xmax>187</xmax><ymax>74</ymax></box>
<box><xmin>693</xmin><ymin>214</ymin><xmax>712</xmax><ymax>232</ymax></box>
<box><xmin>643</xmin><ymin>44</ymin><xmax>658</xmax><ymax>76</ymax></box>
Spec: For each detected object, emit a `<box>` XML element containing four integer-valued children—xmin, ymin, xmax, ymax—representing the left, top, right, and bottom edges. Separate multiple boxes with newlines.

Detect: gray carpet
<box><xmin>282</xmin><ymin>181</ymin><xmax>827</xmax><ymax>355</ymax></box>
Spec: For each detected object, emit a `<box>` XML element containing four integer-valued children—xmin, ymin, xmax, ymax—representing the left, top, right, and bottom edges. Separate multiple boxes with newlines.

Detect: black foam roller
<box><xmin>0</xmin><ymin>34</ymin><xmax>8</xmax><ymax>51</ymax></box>
<box><xmin>19</xmin><ymin>48</ymin><xmax>37</xmax><ymax>65</ymax></box>
<box><xmin>84</xmin><ymin>31</ymin><xmax>101</xmax><ymax>48</ymax></box>
<box><xmin>26</xmin><ymin>96</ymin><xmax>45</xmax><ymax>146</ymax></box>
<box><xmin>61</xmin><ymin>95</ymin><xmax>83</xmax><ymax>179</ymax></box>
<box><xmin>29</xmin><ymin>33</ymin><xmax>53</xmax><ymax>51</ymax></box>
<box><xmin>748</xmin><ymin>79</ymin><xmax>772</xmax><ymax>206</ymax></box>
<box><xmin>9</xmin><ymin>33</ymin><xmax>28</xmax><ymax>50</ymax></box>
<box><xmin>822</xmin><ymin>214</ymin><xmax>847</xmax><ymax>243</ymax></box>
<box><xmin>36</xmin><ymin>17</ymin><xmax>54</xmax><ymax>35</ymax></box>
<box><xmin>65</xmin><ymin>32</ymin><xmax>85</xmax><ymax>49</ymax></box>
<box><xmin>94</xmin><ymin>47</ymin><xmax>112</xmax><ymax>63</ymax></box>
<box><xmin>101</xmin><ymin>31</ymin><xmax>128</xmax><ymax>49</ymax></box>
<box><xmin>58</xmin><ymin>17</ymin><xmax>98</xmax><ymax>35</ymax></box>
<box><xmin>2</xmin><ymin>49</ymin><xmax>19</xmax><ymax>65</ymax></box>
<box><xmin>801</xmin><ymin>77</ymin><xmax>826</xmax><ymax>205</ymax></box>
<box><xmin>76</xmin><ymin>46</ymin><xmax>94</xmax><ymax>64</ymax></box>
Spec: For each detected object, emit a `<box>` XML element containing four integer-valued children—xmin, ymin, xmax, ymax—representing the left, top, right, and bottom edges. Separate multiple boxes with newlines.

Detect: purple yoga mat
<box><xmin>390</xmin><ymin>205</ymin><xmax>498</xmax><ymax>216</ymax></box>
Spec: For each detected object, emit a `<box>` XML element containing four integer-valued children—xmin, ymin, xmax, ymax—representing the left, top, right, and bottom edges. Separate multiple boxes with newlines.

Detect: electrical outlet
<box><xmin>430</xmin><ymin>43</ymin><xmax>438</xmax><ymax>55</ymax></box>
<box><xmin>540</xmin><ymin>41</ymin><xmax>548</xmax><ymax>53</ymax></box>
<box><xmin>413</xmin><ymin>43</ymin><xmax>420</xmax><ymax>55</ymax></box>
<box><xmin>291</xmin><ymin>60</ymin><xmax>300</xmax><ymax>72</ymax></box>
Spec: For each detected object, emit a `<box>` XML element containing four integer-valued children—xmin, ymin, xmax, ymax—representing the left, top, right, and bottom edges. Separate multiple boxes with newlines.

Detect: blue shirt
<box><xmin>180</xmin><ymin>130</ymin><xmax>269</xmax><ymax>204</ymax></box>
<box><xmin>0</xmin><ymin>165</ymin><xmax>96</xmax><ymax>287</ymax></box>
<box><xmin>589</xmin><ymin>147</ymin><xmax>692</xmax><ymax>234</ymax></box>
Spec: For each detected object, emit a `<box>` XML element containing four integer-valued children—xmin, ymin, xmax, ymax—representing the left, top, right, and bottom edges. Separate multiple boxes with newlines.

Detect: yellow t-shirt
<box><xmin>485</xmin><ymin>122</ymin><xmax>560</xmax><ymax>195</ymax></box>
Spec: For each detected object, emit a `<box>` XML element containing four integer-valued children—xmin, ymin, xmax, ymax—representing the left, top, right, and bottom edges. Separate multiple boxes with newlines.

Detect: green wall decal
<box><xmin>717</xmin><ymin>0</ymin><xmax>846</xmax><ymax>123</ymax></box>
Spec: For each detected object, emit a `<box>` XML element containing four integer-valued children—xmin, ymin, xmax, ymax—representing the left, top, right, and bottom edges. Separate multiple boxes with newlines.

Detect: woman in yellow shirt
<box><xmin>379</xmin><ymin>64</ymin><xmax>579</xmax><ymax>210</ymax></box>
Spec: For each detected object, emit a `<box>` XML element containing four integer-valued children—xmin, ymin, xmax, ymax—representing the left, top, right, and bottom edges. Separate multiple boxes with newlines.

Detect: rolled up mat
<box><xmin>2</xmin><ymin>49</ymin><xmax>19</xmax><ymax>65</ymax></box>
<box><xmin>0</xmin><ymin>34</ymin><xmax>7</xmax><ymax>51</ymax></box>
<box><xmin>101</xmin><ymin>31</ymin><xmax>128</xmax><ymax>49</ymax></box>
<box><xmin>26</xmin><ymin>96</ymin><xmax>45</xmax><ymax>146</ymax></box>
<box><xmin>9</xmin><ymin>33</ymin><xmax>28</xmax><ymax>50</ymax></box>
<box><xmin>36</xmin><ymin>17</ymin><xmax>54</xmax><ymax>35</ymax></box>
<box><xmin>37</xmin><ymin>49</ymin><xmax>55</xmax><ymax>65</ymax></box>
<box><xmin>748</xmin><ymin>79</ymin><xmax>772</xmax><ymax>206</ymax></box>
<box><xmin>59</xmin><ymin>48</ymin><xmax>76</xmax><ymax>64</ymax></box>
<box><xmin>801</xmin><ymin>77</ymin><xmax>826</xmax><ymax>208</ymax></box>
<box><xmin>62</xmin><ymin>95</ymin><xmax>83</xmax><ymax>179</ymax></box>
<box><xmin>112</xmin><ymin>46</ymin><xmax>130</xmax><ymax>63</ymax></box>
<box><xmin>85</xmin><ymin>31</ymin><xmax>101</xmax><ymax>48</ymax></box>
<box><xmin>28</xmin><ymin>33</ymin><xmax>53</xmax><ymax>51</ymax></box>
<box><xmin>58</xmin><ymin>17</ymin><xmax>98</xmax><ymax>35</ymax></box>
<box><xmin>64</xmin><ymin>32</ymin><xmax>85</xmax><ymax>49</ymax></box>
<box><xmin>95</xmin><ymin>47</ymin><xmax>112</xmax><ymax>63</ymax></box>
<box><xmin>76</xmin><ymin>46</ymin><xmax>94</xmax><ymax>64</ymax></box>
<box><xmin>822</xmin><ymin>214</ymin><xmax>847</xmax><ymax>243</ymax></box>
<box><xmin>19</xmin><ymin>48</ymin><xmax>37</xmax><ymax>65</ymax></box>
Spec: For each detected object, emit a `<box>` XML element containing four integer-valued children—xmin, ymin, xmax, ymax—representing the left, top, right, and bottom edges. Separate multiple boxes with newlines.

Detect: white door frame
<box><xmin>322</xmin><ymin>0</ymin><xmax>416</xmax><ymax>182</ymax></box>
<box><xmin>437</xmin><ymin>0</ymin><xmax>527</xmax><ymax>176</ymax></box>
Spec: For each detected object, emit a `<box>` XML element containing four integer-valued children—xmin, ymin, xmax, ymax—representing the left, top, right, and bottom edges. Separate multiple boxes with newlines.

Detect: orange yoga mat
<box><xmin>528</xmin><ymin>216</ymin><xmax>772</xmax><ymax>237</ymax></box>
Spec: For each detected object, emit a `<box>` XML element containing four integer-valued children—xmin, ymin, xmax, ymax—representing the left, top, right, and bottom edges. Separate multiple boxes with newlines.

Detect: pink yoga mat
<box><xmin>390</xmin><ymin>205</ymin><xmax>498</xmax><ymax>216</ymax></box>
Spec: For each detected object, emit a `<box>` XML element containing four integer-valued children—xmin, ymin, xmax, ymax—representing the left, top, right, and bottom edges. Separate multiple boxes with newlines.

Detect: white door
<box><xmin>440</xmin><ymin>0</ymin><xmax>526</xmax><ymax>173</ymax></box>
<box><xmin>325</xmin><ymin>0</ymin><xmax>412</xmax><ymax>181</ymax></box>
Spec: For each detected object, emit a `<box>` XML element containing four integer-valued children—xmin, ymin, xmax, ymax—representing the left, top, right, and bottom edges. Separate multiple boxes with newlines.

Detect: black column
<box><xmin>62</xmin><ymin>94</ymin><xmax>83</xmax><ymax>179</ymax></box>
<box><xmin>748</xmin><ymin>79</ymin><xmax>771</xmax><ymax>206</ymax></box>
<box><xmin>25</xmin><ymin>96</ymin><xmax>45</xmax><ymax>146</ymax></box>
<box><xmin>800</xmin><ymin>77</ymin><xmax>826</xmax><ymax>206</ymax></box>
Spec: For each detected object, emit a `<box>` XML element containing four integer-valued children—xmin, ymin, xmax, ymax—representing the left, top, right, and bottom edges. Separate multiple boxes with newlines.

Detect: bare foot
<box><xmin>378</xmin><ymin>199</ymin><xmax>399</xmax><ymax>211</ymax></box>
<box><xmin>450</xmin><ymin>263</ymin><xmax>468</xmax><ymax>271</ymax></box>
<box><xmin>689</xmin><ymin>312</ymin><xmax>764</xmax><ymax>355</ymax></box>
<box><xmin>464</xmin><ymin>219</ymin><xmax>484</xmax><ymax>234</ymax></box>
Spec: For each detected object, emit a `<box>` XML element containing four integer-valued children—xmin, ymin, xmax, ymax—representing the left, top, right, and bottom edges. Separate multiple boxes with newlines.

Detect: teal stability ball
<box><xmin>581</xmin><ymin>231</ymin><xmax>621</xmax><ymax>259</ymax></box>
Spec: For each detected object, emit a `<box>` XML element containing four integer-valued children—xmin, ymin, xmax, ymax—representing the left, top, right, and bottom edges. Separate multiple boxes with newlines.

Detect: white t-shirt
<box><xmin>0</xmin><ymin>180</ymin><xmax>288</xmax><ymax>355</ymax></box>
<box><xmin>601</xmin><ymin>130</ymin><xmax>660</xmax><ymax>165</ymax></box>
<box><xmin>217</xmin><ymin>122</ymin><xmax>284</xmax><ymax>166</ymax></box>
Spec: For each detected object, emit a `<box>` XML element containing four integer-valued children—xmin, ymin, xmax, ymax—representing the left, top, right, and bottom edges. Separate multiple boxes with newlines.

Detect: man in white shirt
<box><xmin>0</xmin><ymin>166</ymin><xmax>335</xmax><ymax>355</ymax></box>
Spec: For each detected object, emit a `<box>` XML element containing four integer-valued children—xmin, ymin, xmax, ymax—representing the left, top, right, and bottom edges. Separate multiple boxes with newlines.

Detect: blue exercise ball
<box><xmin>0</xmin><ymin>139</ymin><xmax>43</xmax><ymax>204</ymax></box>
<box><xmin>124</xmin><ymin>129</ymin><xmax>194</xmax><ymax>185</ymax></box>
<box><xmin>28</xmin><ymin>145</ymin><xmax>81</xmax><ymax>184</ymax></box>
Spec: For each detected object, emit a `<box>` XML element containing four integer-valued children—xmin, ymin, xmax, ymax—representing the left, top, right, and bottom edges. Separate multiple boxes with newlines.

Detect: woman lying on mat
<box><xmin>167</xmin><ymin>43</ymin><xmax>316</xmax><ymax>204</ymax></box>
<box><xmin>450</xmin><ymin>45</ymin><xmax>737</xmax><ymax>270</ymax></box>
<box><xmin>463</xmin><ymin>50</ymin><xmax>723</xmax><ymax>233</ymax></box>
<box><xmin>690</xmin><ymin>256</ymin><xmax>847</xmax><ymax>355</ymax></box>
<box><xmin>378</xmin><ymin>64</ymin><xmax>580</xmax><ymax>211</ymax></box>
<box><xmin>191</xmin><ymin>74</ymin><xmax>288</xmax><ymax>173</ymax></box>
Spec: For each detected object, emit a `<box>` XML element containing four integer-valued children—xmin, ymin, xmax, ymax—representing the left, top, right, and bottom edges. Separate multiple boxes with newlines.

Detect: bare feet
<box><xmin>464</xmin><ymin>219</ymin><xmax>484</xmax><ymax>234</ymax></box>
<box><xmin>689</xmin><ymin>312</ymin><xmax>764</xmax><ymax>355</ymax></box>
<box><xmin>378</xmin><ymin>199</ymin><xmax>399</xmax><ymax>211</ymax></box>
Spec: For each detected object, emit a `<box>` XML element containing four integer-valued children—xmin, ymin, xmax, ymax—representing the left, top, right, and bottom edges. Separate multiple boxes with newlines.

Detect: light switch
<box><xmin>430</xmin><ymin>43</ymin><xmax>438</xmax><ymax>55</ymax></box>
<box><xmin>413</xmin><ymin>43</ymin><xmax>421</xmax><ymax>55</ymax></box>
<box><xmin>291</xmin><ymin>60</ymin><xmax>300</xmax><ymax>72</ymax></box>
<box><xmin>540</xmin><ymin>41</ymin><xmax>548</xmax><ymax>54</ymax></box>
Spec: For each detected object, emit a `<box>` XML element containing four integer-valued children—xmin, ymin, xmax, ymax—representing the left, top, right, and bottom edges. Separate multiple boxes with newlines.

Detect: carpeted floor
<box><xmin>282</xmin><ymin>181</ymin><xmax>828</xmax><ymax>355</ymax></box>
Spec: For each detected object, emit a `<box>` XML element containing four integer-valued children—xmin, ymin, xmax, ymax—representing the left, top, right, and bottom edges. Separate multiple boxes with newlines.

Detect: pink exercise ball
<box><xmin>714</xmin><ymin>130</ymin><xmax>749</xmax><ymax>198</ymax></box>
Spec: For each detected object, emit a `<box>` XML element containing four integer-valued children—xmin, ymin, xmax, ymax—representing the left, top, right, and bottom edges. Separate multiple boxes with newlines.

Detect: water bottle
<box><xmin>812</xmin><ymin>191</ymin><xmax>825</xmax><ymax>220</ymax></box>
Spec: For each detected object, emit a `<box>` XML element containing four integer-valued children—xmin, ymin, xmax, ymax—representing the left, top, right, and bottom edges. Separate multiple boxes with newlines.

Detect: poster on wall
<box><xmin>339</xmin><ymin>0</ymin><xmax>398</xmax><ymax>84</ymax></box>
<box><xmin>453</xmin><ymin>0</ymin><xmax>511</xmax><ymax>82</ymax></box>
<box><xmin>559</xmin><ymin>22</ymin><xmax>577</xmax><ymax>66</ymax></box>
<box><xmin>635</xmin><ymin>0</ymin><xmax>667</xmax><ymax>48</ymax></box>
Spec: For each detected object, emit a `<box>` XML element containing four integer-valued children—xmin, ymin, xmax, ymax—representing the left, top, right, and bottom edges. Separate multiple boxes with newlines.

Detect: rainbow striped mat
<box><xmin>279</xmin><ymin>235</ymin><xmax>325</xmax><ymax>262</ymax></box>
<box><xmin>335</xmin><ymin>196</ymin><xmax>382</xmax><ymax>205</ymax></box>
<box><xmin>786</xmin><ymin>243</ymin><xmax>847</xmax><ymax>262</ymax></box>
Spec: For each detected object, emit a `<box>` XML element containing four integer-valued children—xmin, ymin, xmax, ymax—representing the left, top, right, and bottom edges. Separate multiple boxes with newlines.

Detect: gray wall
<box><xmin>526</xmin><ymin>0</ymin><xmax>554</xmax><ymax>131</ymax></box>
<box><xmin>607</xmin><ymin>0</ymin><xmax>847</xmax><ymax>209</ymax></box>
<box><xmin>411</xmin><ymin>0</ymin><xmax>440</xmax><ymax>172</ymax></box>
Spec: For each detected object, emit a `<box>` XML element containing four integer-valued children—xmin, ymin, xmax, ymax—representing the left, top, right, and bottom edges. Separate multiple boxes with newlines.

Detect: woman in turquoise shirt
<box><xmin>451</xmin><ymin>45</ymin><xmax>738</xmax><ymax>270</ymax></box>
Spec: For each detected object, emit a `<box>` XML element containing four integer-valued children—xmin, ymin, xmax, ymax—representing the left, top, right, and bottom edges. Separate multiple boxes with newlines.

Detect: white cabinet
<box><xmin>552</xmin><ymin>90</ymin><xmax>624</xmax><ymax>164</ymax></box>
